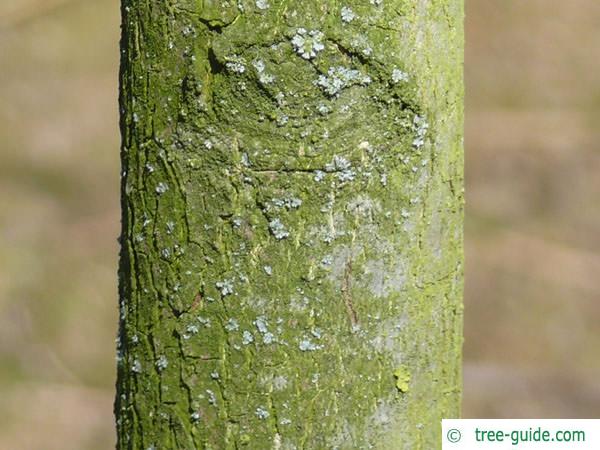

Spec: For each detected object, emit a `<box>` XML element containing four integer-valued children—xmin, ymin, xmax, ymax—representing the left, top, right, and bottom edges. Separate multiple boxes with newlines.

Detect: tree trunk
<box><xmin>115</xmin><ymin>0</ymin><xmax>463</xmax><ymax>448</ymax></box>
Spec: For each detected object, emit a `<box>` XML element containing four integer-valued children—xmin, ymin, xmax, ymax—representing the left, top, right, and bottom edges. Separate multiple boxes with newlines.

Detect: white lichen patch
<box><xmin>252</xmin><ymin>59</ymin><xmax>265</xmax><ymax>73</ymax></box>
<box><xmin>268</xmin><ymin>196</ymin><xmax>302</xmax><ymax>211</ymax></box>
<box><xmin>269</xmin><ymin>218</ymin><xmax>290</xmax><ymax>240</ymax></box>
<box><xmin>262</xmin><ymin>332</ymin><xmax>275</xmax><ymax>344</ymax></box>
<box><xmin>206</xmin><ymin>389</ymin><xmax>217</xmax><ymax>405</ymax></box>
<box><xmin>166</xmin><ymin>221</ymin><xmax>175</xmax><ymax>234</ymax></box>
<box><xmin>350</xmin><ymin>36</ymin><xmax>373</xmax><ymax>57</ymax></box>
<box><xmin>197</xmin><ymin>316</ymin><xmax>211</xmax><ymax>328</ymax></box>
<box><xmin>225</xmin><ymin>318</ymin><xmax>239</xmax><ymax>331</ymax></box>
<box><xmin>183</xmin><ymin>323</ymin><xmax>200</xmax><ymax>339</ymax></box>
<box><xmin>320</xmin><ymin>255</ymin><xmax>333</xmax><ymax>268</ymax></box>
<box><xmin>254</xmin><ymin>316</ymin><xmax>269</xmax><ymax>334</ymax></box>
<box><xmin>241</xmin><ymin>152</ymin><xmax>251</xmax><ymax>167</ymax></box>
<box><xmin>317</xmin><ymin>103</ymin><xmax>330</xmax><ymax>115</ymax></box>
<box><xmin>252</xmin><ymin>59</ymin><xmax>276</xmax><ymax>84</ymax></box>
<box><xmin>216</xmin><ymin>279</ymin><xmax>234</xmax><ymax>296</ymax></box>
<box><xmin>156</xmin><ymin>355</ymin><xmax>168</xmax><ymax>372</ymax></box>
<box><xmin>275</xmin><ymin>113</ymin><xmax>289</xmax><ymax>126</ymax></box>
<box><xmin>315</xmin><ymin>66</ymin><xmax>371</xmax><ymax>96</ymax></box>
<box><xmin>255</xmin><ymin>407</ymin><xmax>270</xmax><ymax>419</ymax></box>
<box><xmin>325</xmin><ymin>155</ymin><xmax>356</xmax><ymax>182</ymax></box>
<box><xmin>299</xmin><ymin>337</ymin><xmax>323</xmax><ymax>352</ymax></box>
<box><xmin>412</xmin><ymin>114</ymin><xmax>429</xmax><ymax>149</ymax></box>
<box><xmin>182</xmin><ymin>24</ymin><xmax>196</xmax><ymax>37</ymax></box>
<box><xmin>273</xmin><ymin>375</ymin><xmax>288</xmax><ymax>391</ymax></box>
<box><xmin>273</xmin><ymin>432</ymin><xmax>282</xmax><ymax>450</ymax></box>
<box><xmin>341</xmin><ymin>6</ymin><xmax>356</xmax><ymax>23</ymax></box>
<box><xmin>225</xmin><ymin>60</ymin><xmax>246</xmax><ymax>74</ymax></box>
<box><xmin>392</xmin><ymin>68</ymin><xmax>409</xmax><ymax>83</ymax></box>
<box><xmin>291</xmin><ymin>28</ymin><xmax>325</xmax><ymax>60</ymax></box>
<box><xmin>255</xmin><ymin>0</ymin><xmax>269</xmax><ymax>10</ymax></box>
<box><xmin>254</xmin><ymin>316</ymin><xmax>276</xmax><ymax>344</ymax></box>
<box><xmin>242</xmin><ymin>330</ymin><xmax>254</xmax><ymax>345</ymax></box>
<box><xmin>155</xmin><ymin>182</ymin><xmax>169</xmax><ymax>195</ymax></box>
<box><xmin>131</xmin><ymin>359</ymin><xmax>142</xmax><ymax>373</ymax></box>
<box><xmin>347</xmin><ymin>195</ymin><xmax>382</xmax><ymax>218</ymax></box>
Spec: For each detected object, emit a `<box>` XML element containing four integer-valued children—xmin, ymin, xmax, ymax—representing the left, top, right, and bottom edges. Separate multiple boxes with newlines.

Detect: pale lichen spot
<box><xmin>255</xmin><ymin>0</ymin><xmax>270</xmax><ymax>10</ymax></box>
<box><xmin>156</xmin><ymin>355</ymin><xmax>168</xmax><ymax>372</ymax></box>
<box><xmin>255</xmin><ymin>406</ymin><xmax>270</xmax><ymax>419</ymax></box>
<box><xmin>273</xmin><ymin>375</ymin><xmax>288</xmax><ymax>391</ymax></box>
<box><xmin>262</xmin><ymin>332</ymin><xmax>275</xmax><ymax>344</ymax></box>
<box><xmin>242</xmin><ymin>330</ymin><xmax>254</xmax><ymax>345</ymax></box>
<box><xmin>315</xmin><ymin>66</ymin><xmax>371</xmax><ymax>97</ymax></box>
<box><xmin>225</xmin><ymin>318</ymin><xmax>239</xmax><ymax>331</ymax></box>
<box><xmin>254</xmin><ymin>316</ymin><xmax>269</xmax><ymax>334</ymax></box>
<box><xmin>225</xmin><ymin>61</ymin><xmax>246</xmax><ymax>74</ymax></box>
<box><xmin>269</xmin><ymin>218</ymin><xmax>290</xmax><ymax>240</ymax></box>
<box><xmin>392</xmin><ymin>68</ymin><xmax>409</xmax><ymax>83</ymax></box>
<box><xmin>183</xmin><ymin>323</ymin><xmax>200</xmax><ymax>339</ymax></box>
<box><xmin>341</xmin><ymin>6</ymin><xmax>356</xmax><ymax>23</ymax></box>
<box><xmin>270</xmin><ymin>196</ymin><xmax>302</xmax><ymax>210</ymax></box>
<box><xmin>347</xmin><ymin>195</ymin><xmax>382</xmax><ymax>218</ymax></box>
<box><xmin>291</xmin><ymin>28</ymin><xmax>325</xmax><ymax>60</ymax></box>
<box><xmin>155</xmin><ymin>182</ymin><xmax>169</xmax><ymax>195</ymax></box>
<box><xmin>206</xmin><ymin>389</ymin><xmax>217</xmax><ymax>405</ymax></box>
<box><xmin>412</xmin><ymin>115</ymin><xmax>429</xmax><ymax>149</ymax></box>
<box><xmin>197</xmin><ymin>316</ymin><xmax>211</xmax><ymax>328</ymax></box>
<box><xmin>252</xmin><ymin>59</ymin><xmax>276</xmax><ymax>84</ymax></box>
<box><xmin>299</xmin><ymin>337</ymin><xmax>323</xmax><ymax>352</ymax></box>
<box><xmin>131</xmin><ymin>359</ymin><xmax>142</xmax><ymax>373</ymax></box>
<box><xmin>216</xmin><ymin>279</ymin><xmax>235</xmax><ymax>296</ymax></box>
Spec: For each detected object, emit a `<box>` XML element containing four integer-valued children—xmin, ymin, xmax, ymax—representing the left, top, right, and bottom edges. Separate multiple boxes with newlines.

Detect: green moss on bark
<box><xmin>116</xmin><ymin>0</ymin><xmax>463</xmax><ymax>448</ymax></box>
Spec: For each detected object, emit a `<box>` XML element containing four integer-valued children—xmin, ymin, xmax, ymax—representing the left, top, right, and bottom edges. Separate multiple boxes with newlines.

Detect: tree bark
<box><xmin>115</xmin><ymin>0</ymin><xmax>463</xmax><ymax>448</ymax></box>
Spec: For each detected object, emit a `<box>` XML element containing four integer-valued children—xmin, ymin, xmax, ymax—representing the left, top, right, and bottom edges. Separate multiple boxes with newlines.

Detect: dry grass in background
<box><xmin>0</xmin><ymin>0</ymin><xmax>598</xmax><ymax>448</ymax></box>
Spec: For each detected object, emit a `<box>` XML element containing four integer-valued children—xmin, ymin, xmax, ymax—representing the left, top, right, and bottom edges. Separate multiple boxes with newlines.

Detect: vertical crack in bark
<box><xmin>341</xmin><ymin>257</ymin><xmax>358</xmax><ymax>328</ymax></box>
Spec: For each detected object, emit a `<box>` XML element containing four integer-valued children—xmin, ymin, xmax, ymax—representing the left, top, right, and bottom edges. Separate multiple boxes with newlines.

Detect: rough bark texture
<box><xmin>115</xmin><ymin>0</ymin><xmax>463</xmax><ymax>449</ymax></box>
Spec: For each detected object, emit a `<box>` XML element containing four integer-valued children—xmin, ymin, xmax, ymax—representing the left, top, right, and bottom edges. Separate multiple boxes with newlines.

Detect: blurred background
<box><xmin>0</xmin><ymin>0</ymin><xmax>598</xmax><ymax>448</ymax></box>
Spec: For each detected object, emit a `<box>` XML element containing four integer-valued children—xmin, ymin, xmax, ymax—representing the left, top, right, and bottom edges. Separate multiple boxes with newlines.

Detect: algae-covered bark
<box><xmin>116</xmin><ymin>0</ymin><xmax>463</xmax><ymax>448</ymax></box>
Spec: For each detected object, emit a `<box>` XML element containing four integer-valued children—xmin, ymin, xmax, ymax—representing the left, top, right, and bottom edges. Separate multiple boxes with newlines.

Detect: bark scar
<box><xmin>190</xmin><ymin>292</ymin><xmax>203</xmax><ymax>311</ymax></box>
<box><xmin>341</xmin><ymin>257</ymin><xmax>358</xmax><ymax>327</ymax></box>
